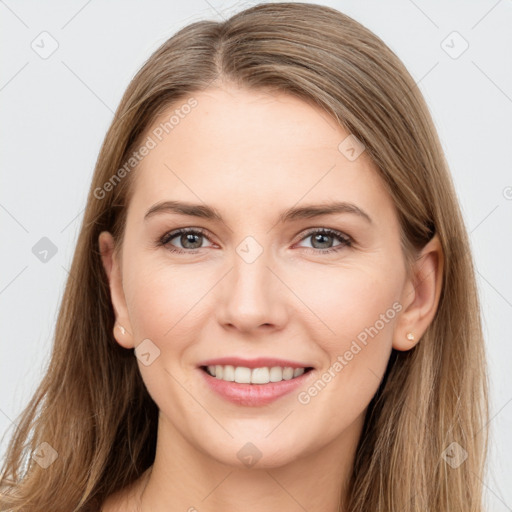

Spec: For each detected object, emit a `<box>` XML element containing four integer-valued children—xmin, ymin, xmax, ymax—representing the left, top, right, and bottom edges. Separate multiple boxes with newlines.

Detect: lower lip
<box><xmin>199</xmin><ymin>367</ymin><xmax>314</xmax><ymax>406</ymax></box>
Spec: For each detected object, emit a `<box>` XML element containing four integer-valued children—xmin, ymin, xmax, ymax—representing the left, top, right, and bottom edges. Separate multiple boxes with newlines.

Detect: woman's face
<box><xmin>102</xmin><ymin>84</ymin><xmax>415</xmax><ymax>469</ymax></box>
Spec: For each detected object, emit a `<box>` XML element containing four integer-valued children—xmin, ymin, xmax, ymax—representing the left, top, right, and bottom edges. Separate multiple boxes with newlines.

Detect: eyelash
<box><xmin>157</xmin><ymin>227</ymin><xmax>352</xmax><ymax>255</ymax></box>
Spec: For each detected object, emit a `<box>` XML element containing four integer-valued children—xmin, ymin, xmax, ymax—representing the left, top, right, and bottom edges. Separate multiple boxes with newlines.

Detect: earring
<box><xmin>117</xmin><ymin>325</ymin><xmax>126</xmax><ymax>335</ymax></box>
<box><xmin>406</xmin><ymin>332</ymin><xmax>415</xmax><ymax>342</ymax></box>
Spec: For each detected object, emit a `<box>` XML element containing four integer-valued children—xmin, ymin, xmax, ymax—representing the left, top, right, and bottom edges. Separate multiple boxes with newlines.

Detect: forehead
<box><xmin>126</xmin><ymin>85</ymin><xmax>395</xmax><ymax>225</ymax></box>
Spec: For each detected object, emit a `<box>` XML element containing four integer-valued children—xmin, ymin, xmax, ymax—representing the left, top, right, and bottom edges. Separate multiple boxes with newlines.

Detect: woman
<box><xmin>0</xmin><ymin>2</ymin><xmax>489</xmax><ymax>511</ymax></box>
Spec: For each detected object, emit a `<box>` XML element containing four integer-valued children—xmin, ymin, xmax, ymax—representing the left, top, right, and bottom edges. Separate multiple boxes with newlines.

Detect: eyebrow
<box><xmin>143</xmin><ymin>200</ymin><xmax>372</xmax><ymax>224</ymax></box>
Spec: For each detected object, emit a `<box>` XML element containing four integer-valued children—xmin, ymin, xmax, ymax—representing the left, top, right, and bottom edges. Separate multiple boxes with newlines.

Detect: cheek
<box><xmin>294</xmin><ymin>262</ymin><xmax>402</xmax><ymax>344</ymax></box>
<box><xmin>123</xmin><ymin>255</ymin><xmax>212</xmax><ymax>341</ymax></box>
<box><xmin>291</xmin><ymin>264</ymin><xmax>402</xmax><ymax>408</ymax></box>
<box><xmin>125</xmin><ymin>250</ymin><xmax>404</xmax><ymax>357</ymax></box>
<box><xmin>122</xmin><ymin>261</ymin><xmax>211</xmax><ymax>414</ymax></box>
<box><xmin>120</xmin><ymin>248</ymin><xmax>404</xmax><ymax>458</ymax></box>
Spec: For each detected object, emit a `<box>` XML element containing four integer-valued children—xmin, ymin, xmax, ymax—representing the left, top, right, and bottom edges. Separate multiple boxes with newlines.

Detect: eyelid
<box><xmin>158</xmin><ymin>226</ymin><xmax>352</xmax><ymax>253</ymax></box>
<box><xmin>294</xmin><ymin>227</ymin><xmax>351</xmax><ymax>244</ymax></box>
<box><xmin>159</xmin><ymin>227</ymin><xmax>214</xmax><ymax>248</ymax></box>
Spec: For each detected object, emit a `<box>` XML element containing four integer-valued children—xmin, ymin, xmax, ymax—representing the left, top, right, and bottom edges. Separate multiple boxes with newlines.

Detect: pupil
<box><xmin>182</xmin><ymin>233</ymin><xmax>201</xmax><ymax>249</ymax></box>
<box><xmin>178</xmin><ymin>233</ymin><xmax>334</xmax><ymax>250</ymax></box>
<box><xmin>313</xmin><ymin>233</ymin><xmax>332</xmax><ymax>249</ymax></box>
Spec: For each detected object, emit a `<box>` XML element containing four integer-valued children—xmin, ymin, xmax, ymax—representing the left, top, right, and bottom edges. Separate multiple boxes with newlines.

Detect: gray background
<box><xmin>1</xmin><ymin>0</ymin><xmax>511</xmax><ymax>508</ymax></box>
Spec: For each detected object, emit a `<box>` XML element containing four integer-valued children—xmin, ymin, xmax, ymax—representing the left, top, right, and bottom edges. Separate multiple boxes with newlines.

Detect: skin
<box><xmin>99</xmin><ymin>83</ymin><xmax>443</xmax><ymax>512</ymax></box>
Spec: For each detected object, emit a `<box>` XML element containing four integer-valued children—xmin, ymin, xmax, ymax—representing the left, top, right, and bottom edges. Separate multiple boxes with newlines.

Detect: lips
<box><xmin>197</xmin><ymin>357</ymin><xmax>315</xmax><ymax>406</ymax></box>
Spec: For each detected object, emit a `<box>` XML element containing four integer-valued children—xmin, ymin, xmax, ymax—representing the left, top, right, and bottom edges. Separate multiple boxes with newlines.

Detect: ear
<box><xmin>98</xmin><ymin>231</ymin><xmax>135</xmax><ymax>349</ymax></box>
<box><xmin>393</xmin><ymin>234</ymin><xmax>444</xmax><ymax>351</ymax></box>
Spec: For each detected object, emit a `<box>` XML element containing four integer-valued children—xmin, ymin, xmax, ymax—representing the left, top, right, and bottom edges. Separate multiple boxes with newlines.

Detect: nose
<box><xmin>216</xmin><ymin>249</ymin><xmax>289</xmax><ymax>334</ymax></box>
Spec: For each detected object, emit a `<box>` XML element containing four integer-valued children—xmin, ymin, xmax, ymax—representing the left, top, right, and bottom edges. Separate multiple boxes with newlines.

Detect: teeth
<box><xmin>269</xmin><ymin>366</ymin><xmax>283</xmax><ymax>382</ymax></box>
<box><xmin>205</xmin><ymin>365</ymin><xmax>306</xmax><ymax>384</ymax></box>
<box><xmin>251</xmin><ymin>367</ymin><xmax>269</xmax><ymax>384</ymax></box>
<box><xmin>283</xmin><ymin>367</ymin><xmax>294</xmax><ymax>380</ymax></box>
<box><xmin>222</xmin><ymin>365</ymin><xmax>235</xmax><ymax>381</ymax></box>
<box><xmin>235</xmin><ymin>366</ymin><xmax>251</xmax><ymax>383</ymax></box>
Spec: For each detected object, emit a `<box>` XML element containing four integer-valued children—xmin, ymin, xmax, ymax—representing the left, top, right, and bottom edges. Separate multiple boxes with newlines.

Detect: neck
<box><xmin>139</xmin><ymin>412</ymin><xmax>364</xmax><ymax>512</ymax></box>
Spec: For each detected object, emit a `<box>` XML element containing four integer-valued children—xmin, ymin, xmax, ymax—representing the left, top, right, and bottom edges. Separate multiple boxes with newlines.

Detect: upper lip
<box><xmin>197</xmin><ymin>357</ymin><xmax>314</xmax><ymax>369</ymax></box>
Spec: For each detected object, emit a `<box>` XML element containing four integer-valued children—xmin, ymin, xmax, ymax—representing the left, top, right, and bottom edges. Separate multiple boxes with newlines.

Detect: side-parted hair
<box><xmin>0</xmin><ymin>3</ymin><xmax>488</xmax><ymax>511</ymax></box>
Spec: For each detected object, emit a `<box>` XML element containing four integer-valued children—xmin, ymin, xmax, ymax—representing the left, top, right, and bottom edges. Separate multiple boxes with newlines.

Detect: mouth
<box><xmin>197</xmin><ymin>358</ymin><xmax>316</xmax><ymax>406</ymax></box>
<box><xmin>200</xmin><ymin>364</ymin><xmax>314</xmax><ymax>384</ymax></box>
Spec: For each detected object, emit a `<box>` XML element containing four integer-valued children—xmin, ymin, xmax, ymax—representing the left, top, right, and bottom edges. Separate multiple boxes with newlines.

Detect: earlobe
<box><xmin>393</xmin><ymin>234</ymin><xmax>444</xmax><ymax>351</ymax></box>
<box><xmin>98</xmin><ymin>231</ymin><xmax>135</xmax><ymax>349</ymax></box>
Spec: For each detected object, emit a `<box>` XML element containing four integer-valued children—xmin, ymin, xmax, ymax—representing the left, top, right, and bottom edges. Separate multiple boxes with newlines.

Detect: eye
<box><xmin>157</xmin><ymin>227</ymin><xmax>352</xmax><ymax>255</ymax></box>
<box><xmin>158</xmin><ymin>228</ymin><xmax>213</xmax><ymax>253</ymax></box>
<box><xmin>296</xmin><ymin>228</ymin><xmax>352</xmax><ymax>254</ymax></box>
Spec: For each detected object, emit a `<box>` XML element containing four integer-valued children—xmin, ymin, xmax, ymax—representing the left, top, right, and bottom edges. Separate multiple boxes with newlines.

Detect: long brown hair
<box><xmin>0</xmin><ymin>3</ymin><xmax>488</xmax><ymax>510</ymax></box>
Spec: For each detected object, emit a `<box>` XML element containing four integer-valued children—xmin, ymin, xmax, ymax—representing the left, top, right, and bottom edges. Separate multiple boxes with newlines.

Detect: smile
<box><xmin>202</xmin><ymin>365</ymin><xmax>313</xmax><ymax>384</ymax></box>
<box><xmin>197</xmin><ymin>358</ymin><xmax>316</xmax><ymax>406</ymax></box>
